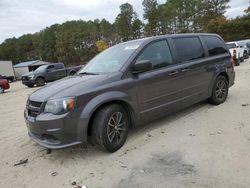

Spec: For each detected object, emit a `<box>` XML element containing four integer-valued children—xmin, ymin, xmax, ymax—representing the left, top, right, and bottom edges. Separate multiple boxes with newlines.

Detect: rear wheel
<box><xmin>91</xmin><ymin>104</ymin><xmax>129</xmax><ymax>152</ymax></box>
<box><xmin>0</xmin><ymin>86</ymin><xmax>4</xmax><ymax>94</ymax></box>
<box><xmin>208</xmin><ymin>76</ymin><xmax>229</xmax><ymax>105</ymax></box>
<box><xmin>69</xmin><ymin>71</ymin><xmax>76</xmax><ymax>76</ymax></box>
<box><xmin>35</xmin><ymin>77</ymin><xmax>45</xmax><ymax>87</ymax></box>
<box><xmin>244</xmin><ymin>52</ymin><xmax>249</xmax><ymax>59</ymax></box>
<box><xmin>235</xmin><ymin>59</ymin><xmax>240</xmax><ymax>66</ymax></box>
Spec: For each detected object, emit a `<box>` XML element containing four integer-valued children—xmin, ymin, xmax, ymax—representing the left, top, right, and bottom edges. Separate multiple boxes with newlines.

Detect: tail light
<box><xmin>230</xmin><ymin>54</ymin><xmax>235</xmax><ymax>71</ymax></box>
<box><xmin>233</xmin><ymin>49</ymin><xmax>236</xmax><ymax>58</ymax></box>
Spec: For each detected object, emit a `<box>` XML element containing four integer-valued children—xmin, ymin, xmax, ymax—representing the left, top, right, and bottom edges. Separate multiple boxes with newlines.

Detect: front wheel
<box><xmin>208</xmin><ymin>76</ymin><xmax>229</xmax><ymax>105</ymax></box>
<box><xmin>35</xmin><ymin>77</ymin><xmax>45</xmax><ymax>87</ymax></box>
<box><xmin>91</xmin><ymin>104</ymin><xmax>129</xmax><ymax>152</ymax></box>
<box><xmin>26</xmin><ymin>84</ymin><xmax>34</xmax><ymax>88</ymax></box>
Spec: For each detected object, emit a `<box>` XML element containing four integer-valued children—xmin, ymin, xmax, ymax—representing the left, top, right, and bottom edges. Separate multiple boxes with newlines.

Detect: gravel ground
<box><xmin>0</xmin><ymin>59</ymin><xmax>250</xmax><ymax>188</ymax></box>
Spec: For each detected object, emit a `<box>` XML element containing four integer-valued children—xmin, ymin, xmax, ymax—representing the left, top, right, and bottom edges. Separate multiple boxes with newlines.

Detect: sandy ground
<box><xmin>1</xmin><ymin>59</ymin><xmax>250</xmax><ymax>188</ymax></box>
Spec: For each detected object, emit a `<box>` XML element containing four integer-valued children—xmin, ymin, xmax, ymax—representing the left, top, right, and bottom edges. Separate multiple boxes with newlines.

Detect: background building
<box><xmin>0</xmin><ymin>61</ymin><xmax>15</xmax><ymax>78</ymax></box>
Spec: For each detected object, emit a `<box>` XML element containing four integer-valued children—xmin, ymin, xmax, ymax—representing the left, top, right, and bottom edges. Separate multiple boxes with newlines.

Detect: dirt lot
<box><xmin>1</xmin><ymin>59</ymin><xmax>250</xmax><ymax>188</ymax></box>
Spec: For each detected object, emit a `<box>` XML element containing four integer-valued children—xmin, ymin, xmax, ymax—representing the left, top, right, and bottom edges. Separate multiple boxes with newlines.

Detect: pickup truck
<box><xmin>21</xmin><ymin>63</ymin><xmax>82</xmax><ymax>87</ymax></box>
<box><xmin>226</xmin><ymin>42</ymin><xmax>244</xmax><ymax>66</ymax></box>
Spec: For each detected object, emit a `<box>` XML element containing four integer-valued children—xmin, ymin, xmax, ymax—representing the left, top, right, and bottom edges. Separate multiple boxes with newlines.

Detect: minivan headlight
<box><xmin>44</xmin><ymin>97</ymin><xmax>75</xmax><ymax>115</ymax></box>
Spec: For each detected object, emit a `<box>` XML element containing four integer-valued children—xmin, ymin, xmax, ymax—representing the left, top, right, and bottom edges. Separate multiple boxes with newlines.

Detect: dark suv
<box><xmin>24</xmin><ymin>33</ymin><xmax>235</xmax><ymax>152</ymax></box>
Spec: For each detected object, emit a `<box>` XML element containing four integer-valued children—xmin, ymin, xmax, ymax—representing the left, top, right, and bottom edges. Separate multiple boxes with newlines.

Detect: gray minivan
<box><xmin>24</xmin><ymin>33</ymin><xmax>235</xmax><ymax>152</ymax></box>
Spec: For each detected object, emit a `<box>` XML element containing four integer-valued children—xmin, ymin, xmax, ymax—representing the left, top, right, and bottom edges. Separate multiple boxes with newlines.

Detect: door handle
<box><xmin>180</xmin><ymin>68</ymin><xmax>190</xmax><ymax>73</ymax></box>
<box><xmin>169</xmin><ymin>70</ymin><xmax>179</xmax><ymax>76</ymax></box>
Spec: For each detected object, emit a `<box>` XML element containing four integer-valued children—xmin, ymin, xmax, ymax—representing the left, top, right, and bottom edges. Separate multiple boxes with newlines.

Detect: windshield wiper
<box><xmin>79</xmin><ymin>72</ymin><xmax>99</xmax><ymax>75</ymax></box>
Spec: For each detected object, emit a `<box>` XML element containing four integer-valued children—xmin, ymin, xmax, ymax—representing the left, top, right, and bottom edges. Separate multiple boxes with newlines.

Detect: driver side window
<box><xmin>47</xmin><ymin>65</ymin><xmax>55</xmax><ymax>71</ymax></box>
<box><xmin>137</xmin><ymin>40</ymin><xmax>173</xmax><ymax>70</ymax></box>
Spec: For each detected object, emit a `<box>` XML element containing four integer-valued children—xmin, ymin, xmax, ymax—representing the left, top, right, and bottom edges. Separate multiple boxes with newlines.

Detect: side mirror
<box><xmin>132</xmin><ymin>60</ymin><xmax>152</xmax><ymax>74</ymax></box>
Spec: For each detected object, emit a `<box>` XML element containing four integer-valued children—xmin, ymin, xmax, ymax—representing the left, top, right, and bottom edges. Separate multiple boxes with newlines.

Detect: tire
<box><xmin>69</xmin><ymin>71</ymin><xmax>76</xmax><ymax>76</ymax></box>
<box><xmin>240</xmin><ymin>57</ymin><xmax>244</xmax><ymax>62</ymax></box>
<box><xmin>208</xmin><ymin>76</ymin><xmax>229</xmax><ymax>105</ymax></box>
<box><xmin>235</xmin><ymin>59</ymin><xmax>240</xmax><ymax>66</ymax></box>
<box><xmin>35</xmin><ymin>77</ymin><xmax>45</xmax><ymax>87</ymax></box>
<box><xmin>0</xmin><ymin>86</ymin><xmax>4</xmax><ymax>94</ymax></box>
<box><xmin>91</xmin><ymin>104</ymin><xmax>129</xmax><ymax>152</ymax></box>
<box><xmin>244</xmin><ymin>52</ymin><xmax>249</xmax><ymax>59</ymax></box>
<box><xmin>26</xmin><ymin>84</ymin><xmax>34</xmax><ymax>88</ymax></box>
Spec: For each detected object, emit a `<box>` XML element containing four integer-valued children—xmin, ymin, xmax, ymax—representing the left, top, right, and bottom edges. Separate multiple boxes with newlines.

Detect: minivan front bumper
<box><xmin>24</xmin><ymin>110</ymin><xmax>83</xmax><ymax>149</ymax></box>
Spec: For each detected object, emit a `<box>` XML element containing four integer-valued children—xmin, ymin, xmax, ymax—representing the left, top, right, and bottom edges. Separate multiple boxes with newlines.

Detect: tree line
<box><xmin>0</xmin><ymin>0</ymin><xmax>249</xmax><ymax>66</ymax></box>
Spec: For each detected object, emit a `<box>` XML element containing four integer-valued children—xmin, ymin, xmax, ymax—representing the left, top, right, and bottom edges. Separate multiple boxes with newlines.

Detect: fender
<box><xmin>34</xmin><ymin>74</ymin><xmax>46</xmax><ymax>81</ymax></box>
<box><xmin>208</xmin><ymin>64</ymin><xmax>229</xmax><ymax>96</ymax></box>
<box><xmin>76</xmin><ymin>91</ymin><xmax>137</xmax><ymax>143</ymax></box>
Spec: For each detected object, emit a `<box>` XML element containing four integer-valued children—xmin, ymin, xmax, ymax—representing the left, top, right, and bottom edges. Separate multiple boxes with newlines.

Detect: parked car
<box><xmin>226</xmin><ymin>42</ymin><xmax>244</xmax><ymax>65</ymax></box>
<box><xmin>0</xmin><ymin>79</ymin><xmax>10</xmax><ymax>93</ymax></box>
<box><xmin>0</xmin><ymin>74</ymin><xmax>15</xmax><ymax>83</ymax></box>
<box><xmin>21</xmin><ymin>63</ymin><xmax>82</xmax><ymax>87</ymax></box>
<box><xmin>24</xmin><ymin>33</ymin><xmax>235</xmax><ymax>152</ymax></box>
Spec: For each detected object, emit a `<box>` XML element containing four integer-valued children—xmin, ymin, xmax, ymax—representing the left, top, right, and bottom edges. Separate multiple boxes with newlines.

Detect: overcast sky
<box><xmin>0</xmin><ymin>0</ymin><xmax>249</xmax><ymax>43</ymax></box>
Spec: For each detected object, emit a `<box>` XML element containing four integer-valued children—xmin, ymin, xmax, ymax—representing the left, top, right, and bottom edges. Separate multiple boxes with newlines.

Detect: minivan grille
<box><xmin>27</xmin><ymin>100</ymin><xmax>43</xmax><ymax>118</ymax></box>
<box><xmin>30</xmin><ymin>101</ymin><xmax>42</xmax><ymax>108</ymax></box>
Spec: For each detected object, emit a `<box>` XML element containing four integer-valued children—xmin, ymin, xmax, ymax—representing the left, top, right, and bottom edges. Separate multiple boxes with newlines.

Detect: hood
<box><xmin>29</xmin><ymin>73</ymin><xmax>120</xmax><ymax>102</ymax></box>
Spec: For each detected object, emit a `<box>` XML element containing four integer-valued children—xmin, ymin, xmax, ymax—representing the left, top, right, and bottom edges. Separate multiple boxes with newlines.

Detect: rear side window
<box><xmin>173</xmin><ymin>37</ymin><xmax>205</xmax><ymax>62</ymax></box>
<box><xmin>203</xmin><ymin>36</ymin><xmax>228</xmax><ymax>56</ymax></box>
<box><xmin>55</xmin><ymin>64</ymin><xmax>64</xmax><ymax>69</ymax></box>
<box><xmin>227</xmin><ymin>43</ymin><xmax>237</xmax><ymax>49</ymax></box>
<box><xmin>137</xmin><ymin>40</ymin><xmax>173</xmax><ymax>70</ymax></box>
<box><xmin>48</xmin><ymin>65</ymin><xmax>54</xmax><ymax>70</ymax></box>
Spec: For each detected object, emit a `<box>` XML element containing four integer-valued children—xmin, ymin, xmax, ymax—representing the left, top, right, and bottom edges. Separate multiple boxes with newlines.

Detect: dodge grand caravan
<box><xmin>24</xmin><ymin>33</ymin><xmax>235</xmax><ymax>152</ymax></box>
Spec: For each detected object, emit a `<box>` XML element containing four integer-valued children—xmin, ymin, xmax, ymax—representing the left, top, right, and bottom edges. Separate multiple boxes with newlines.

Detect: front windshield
<box><xmin>35</xmin><ymin>65</ymin><xmax>47</xmax><ymax>72</ymax></box>
<box><xmin>79</xmin><ymin>41</ymin><xmax>141</xmax><ymax>74</ymax></box>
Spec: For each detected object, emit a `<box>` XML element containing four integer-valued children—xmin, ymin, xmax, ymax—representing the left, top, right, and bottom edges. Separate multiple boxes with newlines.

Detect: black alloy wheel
<box><xmin>107</xmin><ymin>112</ymin><xmax>127</xmax><ymax>144</ymax></box>
<box><xmin>91</xmin><ymin>104</ymin><xmax>129</xmax><ymax>152</ymax></box>
<box><xmin>215</xmin><ymin>80</ymin><xmax>227</xmax><ymax>101</ymax></box>
<box><xmin>208</xmin><ymin>76</ymin><xmax>229</xmax><ymax>105</ymax></box>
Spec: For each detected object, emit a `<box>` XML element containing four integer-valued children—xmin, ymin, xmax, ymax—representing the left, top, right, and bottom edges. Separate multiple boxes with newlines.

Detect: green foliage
<box><xmin>114</xmin><ymin>3</ymin><xmax>138</xmax><ymax>41</ymax></box>
<box><xmin>0</xmin><ymin>0</ymin><xmax>248</xmax><ymax>66</ymax></box>
<box><xmin>207</xmin><ymin>14</ymin><xmax>250</xmax><ymax>42</ymax></box>
<box><xmin>132</xmin><ymin>18</ymin><xmax>144</xmax><ymax>39</ymax></box>
<box><xmin>142</xmin><ymin>0</ymin><xmax>160</xmax><ymax>36</ymax></box>
<box><xmin>0</xmin><ymin>19</ymin><xmax>116</xmax><ymax>65</ymax></box>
